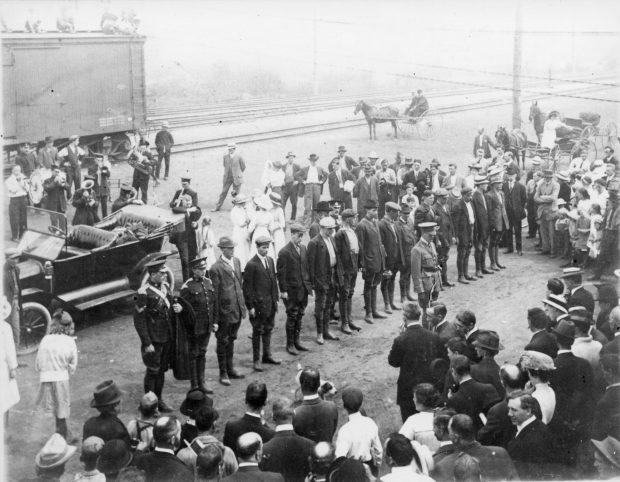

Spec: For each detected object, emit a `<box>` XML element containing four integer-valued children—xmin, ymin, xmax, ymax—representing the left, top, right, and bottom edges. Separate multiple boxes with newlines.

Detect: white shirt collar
<box><xmin>439</xmin><ymin>440</ymin><xmax>452</xmax><ymax>447</ymax></box>
<box><xmin>303</xmin><ymin>394</ymin><xmax>319</xmax><ymax>401</ymax></box>
<box><xmin>238</xmin><ymin>462</ymin><xmax>259</xmax><ymax>468</ymax></box>
<box><xmin>245</xmin><ymin>411</ymin><xmax>261</xmax><ymax>419</ymax></box>
<box><xmin>435</xmin><ymin>319</ymin><xmax>448</xmax><ymax>329</ymax></box>
<box><xmin>557</xmin><ymin>349</ymin><xmax>572</xmax><ymax>354</ymax></box>
<box><xmin>275</xmin><ymin>424</ymin><xmax>294</xmax><ymax>432</ymax></box>
<box><xmin>154</xmin><ymin>447</ymin><xmax>175</xmax><ymax>455</ymax></box>
<box><xmin>516</xmin><ymin>415</ymin><xmax>536</xmax><ymax>436</ymax></box>
<box><xmin>466</xmin><ymin>327</ymin><xmax>478</xmax><ymax>339</ymax></box>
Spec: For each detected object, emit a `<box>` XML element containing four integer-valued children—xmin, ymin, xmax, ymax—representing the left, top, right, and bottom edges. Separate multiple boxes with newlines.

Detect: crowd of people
<box><xmin>3</xmin><ymin>121</ymin><xmax>620</xmax><ymax>481</ymax></box>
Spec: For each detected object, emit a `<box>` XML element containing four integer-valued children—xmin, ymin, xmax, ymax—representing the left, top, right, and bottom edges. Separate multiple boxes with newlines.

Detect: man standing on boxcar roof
<box><xmin>58</xmin><ymin>135</ymin><xmax>84</xmax><ymax>198</ymax></box>
<box><xmin>213</xmin><ymin>143</ymin><xmax>246</xmax><ymax>212</ymax></box>
<box><xmin>155</xmin><ymin>122</ymin><xmax>174</xmax><ymax>181</ymax></box>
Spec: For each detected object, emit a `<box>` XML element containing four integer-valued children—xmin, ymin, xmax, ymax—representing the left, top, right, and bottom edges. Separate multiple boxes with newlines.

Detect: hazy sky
<box><xmin>2</xmin><ymin>0</ymin><xmax>619</xmax><ymax>90</ymax></box>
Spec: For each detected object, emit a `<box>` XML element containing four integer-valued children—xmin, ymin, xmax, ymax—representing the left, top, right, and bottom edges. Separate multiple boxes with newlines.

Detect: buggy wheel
<box><xmin>581</xmin><ymin>125</ymin><xmax>596</xmax><ymax>141</ymax></box>
<box><xmin>139</xmin><ymin>266</ymin><xmax>175</xmax><ymax>292</ymax></box>
<box><xmin>18</xmin><ymin>302</ymin><xmax>51</xmax><ymax>355</ymax></box>
<box><xmin>418</xmin><ymin>113</ymin><xmax>442</xmax><ymax>140</ymax></box>
<box><xmin>397</xmin><ymin>118</ymin><xmax>416</xmax><ymax>137</ymax></box>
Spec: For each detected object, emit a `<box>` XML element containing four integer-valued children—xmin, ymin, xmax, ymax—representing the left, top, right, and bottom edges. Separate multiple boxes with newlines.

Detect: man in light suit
<box><xmin>328</xmin><ymin>158</ymin><xmax>356</xmax><ymax>210</ymax></box>
<box><xmin>296</xmin><ymin>153</ymin><xmax>328</xmax><ymax>226</ymax></box>
<box><xmin>534</xmin><ymin>169</ymin><xmax>559</xmax><ymax>255</ymax></box>
<box><xmin>209</xmin><ymin>236</ymin><xmax>247</xmax><ymax>386</ymax></box>
<box><xmin>352</xmin><ymin>164</ymin><xmax>379</xmax><ymax>220</ymax></box>
<box><xmin>281</xmin><ymin>152</ymin><xmax>301</xmax><ymax>221</ymax></box>
<box><xmin>473</xmin><ymin>127</ymin><xmax>497</xmax><ymax>159</ymax></box>
<box><xmin>243</xmin><ymin>236</ymin><xmax>280</xmax><ymax>372</ymax></box>
<box><xmin>213</xmin><ymin>143</ymin><xmax>246</xmax><ymax>211</ymax></box>
<box><xmin>276</xmin><ymin>223</ymin><xmax>312</xmax><ymax>355</ymax></box>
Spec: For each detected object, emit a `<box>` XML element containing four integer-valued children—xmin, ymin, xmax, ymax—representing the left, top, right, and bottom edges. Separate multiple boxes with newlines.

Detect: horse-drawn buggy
<box><xmin>11</xmin><ymin>204</ymin><xmax>184</xmax><ymax>354</ymax></box>
<box><xmin>354</xmin><ymin>100</ymin><xmax>443</xmax><ymax>140</ymax></box>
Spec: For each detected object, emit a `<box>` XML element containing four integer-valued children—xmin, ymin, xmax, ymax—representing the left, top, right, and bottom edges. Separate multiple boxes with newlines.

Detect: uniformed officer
<box><xmin>410</xmin><ymin>222</ymin><xmax>442</xmax><ymax>328</ymax></box>
<box><xmin>133</xmin><ymin>257</ymin><xmax>181</xmax><ymax>412</ymax></box>
<box><xmin>178</xmin><ymin>256</ymin><xmax>216</xmax><ymax>394</ymax></box>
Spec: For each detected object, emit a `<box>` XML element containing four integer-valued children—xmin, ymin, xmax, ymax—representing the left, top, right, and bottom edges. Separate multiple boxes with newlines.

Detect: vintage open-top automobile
<box><xmin>13</xmin><ymin>204</ymin><xmax>184</xmax><ymax>354</ymax></box>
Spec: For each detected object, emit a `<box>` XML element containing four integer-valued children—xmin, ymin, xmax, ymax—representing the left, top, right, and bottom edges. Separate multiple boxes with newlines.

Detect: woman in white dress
<box><xmin>1</xmin><ymin>297</ymin><xmax>19</xmax><ymax>427</ymax></box>
<box><xmin>541</xmin><ymin>111</ymin><xmax>572</xmax><ymax>150</ymax></box>
<box><xmin>399</xmin><ymin>383</ymin><xmax>441</xmax><ymax>452</ymax></box>
<box><xmin>249</xmin><ymin>195</ymin><xmax>275</xmax><ymax>259</ymax></box>
<box><xmin>196</xmin><ymin>215</ymin><xmax>216</xmax><ymax>268</ymax></box>
<box><xmin>261</xmin><ymin>160</ymin><xmax>285</xmax><ymax>197</ymax></box>
<box><xmin>230</xmin><ymin>194</ymin><xmax>251</xmax><ymax>270</ymax></box>
<box><xmin>269</xmin><ymin>192</ymin><xmax>286</xmax><ymax>259</ymax></box>
<box><xmin>520</xmin><ymin>351</ymin><xmax>556</xmax><ymax>424</ymax></box>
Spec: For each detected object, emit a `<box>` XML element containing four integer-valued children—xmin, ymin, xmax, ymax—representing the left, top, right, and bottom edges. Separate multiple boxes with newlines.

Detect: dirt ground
<box><xmin>4</xmin><ymin>89</ymin><xmax>619</xmax><ymax>481</ymax></box>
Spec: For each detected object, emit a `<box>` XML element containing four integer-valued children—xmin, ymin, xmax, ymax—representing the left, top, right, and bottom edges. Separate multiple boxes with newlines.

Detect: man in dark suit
<box><xmin>388</xmin><ymin>302</ymin><xmax>447</xmax><ymax>422</ymax></box>
<box><xmin>169</xmin><ymin>176</ymin><xmax>199</xmax><ymax>209</ymax></box>
<box><xmin>402</xmin><ymin>159</ymin><xmax>428</xmax><ymax>202</ymax></box>
<box><xmin>428</xmin><ymin>162</ymin><xmax>446</xmax><ymax>192</ymax></box>
<box><xmin>307</xmin><ymin>217</ymin><xmax>342</xmax><ymax>344</ymax></box>
<box><xmin>472</xmin><ymin>128</ymin><xmax>497</xmax><ymax>159</ymax></box>
<box><xmin>478</xmin><ymin>364</ymin><xmax>522</xmax><ymax>448</ymax></box>
<box><xmin>506</xmin><ymin>392</ymin><xmax>561</xmax><ymax>481</ymax></box>
<box><xmin>471</xmin><ymin>331</ymin><xmax>505</xmax><ymax>398</ymax></box>
<box><xmin>472</xmin><ymin>176</ymin><xmax>493</xmax><ymax>277</ymax></box>
<box><xmin>433</xmin><ymin>188</ymin><xmax>455</xmax><ymax>287</ymax></box>
<box><xmin>133</xmin><ymin>416</ymin><xmax>193</xmax><ymax>482</ymax></box>
<box><xmin>171</xmin><ymin>194</ymin><xmax>202</xmax><ymax>281</ymax></box>
<box><xmin>452</xmin><ymin>186</ymin><xmax>475</xmax><ymax>283</ymax></box>
<box><xmin>223</xmin><ymin>383</ymin><xmax>275</xmax><ymax>456</ymax></box>
<box><xmin>154</xmin><ymin>122</ymin><xmax>174</xmax><ymax>180</ymax></box>
<box><xmin>432</xmin><ymin>408</ymin><xmax>457</xmax><ymax>466</ymax></box>
<box><xmin>592</xmin><ymin>354</ymin><xmax>620</xmax><ymax>441</ymax></box>
<box><xmin>446</xmin><ymin>355</ymin><xmax>500</xmax><ymax>432</ymax></box>
<box><xmin>243</xmin><ymin>236</ymin><xmax>280</xmax><ymax>372</ymax></box>
<box><xmin>43</xmin><ymin>164</ymin><xmax>71</xmax><ymax>220</ymax></box>
<box><xmin>214</xmin><ymin>143</ymin><xmax>246</xmax><ymax>211</ymax></box>
<box><xmin>502</xmin><ymin>166</ymin><xmax>527</xmax><ymax>255</ymax></box>
<box><xmin>328</xmin><ymin>158</ymin><xmax>356</xmax><ymax>210</ymax></box>
<box><xmin>549</xmin><ymin>320</ymin><xmax>597</xmax><ymax>465</ymax></box>
<box><xmin>379</xmin><ymin>202</ymin><xmax>404</xmax><ymax>314</ymax></box>
<box><xmin>330</xmin><ymin>145</ymin><xmax>358</xmax><ymax>172</ymax></box>
<box><xmin>281</xmin><ymin>152</ymin><xmax>301</xmax><ymax>221</ymax></box>
<box><xmin>413</xmin><ymin>190</ymin><xmax>438</xmax><ymax>237</ymax></box>
<box><xmin>261</xmin><ymin>398</ymin><xmax>315</xmax><ymax>482</ymax></box>
<box><xmin>334</xmin><ymin>210</ymin><xmax>362</xmax><ymax>334</ymax></box>
<box><xmin>352</xmin><ymin>164</ymin><xmax>379</xmax><ymax>220</ymax></box>
<box><xmin>276</xmin><ymin>223</ymin><xmax>312</xmax><ymax>355</ymax></box>
<box><xmin>433</xmin><ymin>414</ymin><xmax>518</xmax><ymax>482</ymax></box>
<box><xmin>293</xmin><ymin>368</ymin><xmax>338</xmax><ymax>443</ymax></box>
<box><xmin>524</xmin><ymin>307</ymin><xmax>558</xmax><ymax>358</ymax></box>
<box><xmin>355</xmin><ymin>200</ymin><xmax>386</xmax><ymax>323</ymax></box>
<box><xmin>296</xmin><ymin>154</ymin><xmax>328</xmax><ymax>226</ymax></box>
<box><xmin>209</xmin><ymin>237</ymin><xmax>247</xmax><ymax>386</ymax></box>
<box><xmin>485</xmin><ymin>178</ymin><xmax>508</xmax><ymax>270</ymax></box>
<box><xmin>224</xmin><ymin>432</ymin><xmax>284</xmax><ymax>482</ymax></box>
<box><xmin>88</xmin><ymin>158</ymin><xmax>111</xmax><ymax>219</ymax></box>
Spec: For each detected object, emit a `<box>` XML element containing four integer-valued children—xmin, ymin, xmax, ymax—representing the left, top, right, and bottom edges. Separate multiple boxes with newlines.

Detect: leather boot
<box><xmin>388</xmin><ymin>280</ymin><xmax>401</xmax><ymax>310</ymax></box>
<box><xmin>294</xmin><ymin>317</ymin><xmax>309</xmax><ymax>351</ymax></box>
<box><xmin>495</xmin><ymin>246</ymin><xmax>506</xmax><ymax>269</ymax></box>
<box><xmin>226</xmin><ymin>342</ymin><xmax>244</xmax><ymax>379</ymax></box>
<box><xmin>252</xmin><ymin>332</ymin><xmax>263</xmax><ymax>371</ymax></box>
<box><xmin>155</xmin><ymin>373</ymin><xmax>172</xmax><ymax>412</ymax></box>
<box><xmin>340</xmin><ymin>320</ymin><xmax>353</xmax><ymax>334</ymax></box>
<box><xmin>406</xmin><ymin>279</ymin><xmax>415</xmax><ymax>301</ymax></box>
<box><xmin>316</xmin><ymin>316</ymin><xmax>324</xmax><ymax>344</ymax></box>
<box><xmin>474</xmin><ymin>251</ymin><xmax>483</xmax><ymax>278</ymax></box>
<box><xmin>262</xmin><ymin>333</ymin><xmax>281</xmax><ymax>364</ymax></box>
<box><xmin>381</xmin><ymin>283</ymin><xmax>392</xmax><ymax>314</ymax></box>
<box><xmin>347</xmin><ymin>299</ymin><xmax>361</xmax><ymax>332</ymax></box>
<box><xmin>217</xmin><ymin>343</ymin><xmax>230</xmax><ymax>386</ymax></box>
<box><xmin>364</xmin><ymin>291</ymin><xmax>374</xmax><ymax>324</ymax></box>
<box><xmin>144</xmin><ymin>371</ymin><xmax>157</xmax><ymax>394</ymax></box>
<box><xmin>464</xmin><ymin>253</ymin><xmax>476</xmax><ymax>281</ymax></box>
<box><xmin>480</xmin><ymin>251</ymin><xmax>494</xmax><ymax>274</ymax></box>
<box><xmin>197</xmin><ymin>357</ymin><xmax>213</xmax><ymax>394</ymax></box>
<box><xmin>489</xmin><ymin>247</ymin><xmax>500</xmax><ymax>271</ymax></box>
<box><xmin>338</xmin><ymin>293</ymin><xmax>350</xmax><ymax>334</ymax></box>
<box><xmin>372</xmin><ymin>288</ymin><xmax>387</xmax><ymax>319</ymax></box>
<box><xmin>286</xmin><ymin>324</ymin><xmax>298</xmax><ymax>355</ymax></box>
<box><xmin>400</xmin><ymin>284</ymin><xmax>407</xmax><ymax>304</ymax></box>
<box><xmin>189</xmin><ymin>359</ymin><xmax>199</xmax><ymax>389</ymax></box>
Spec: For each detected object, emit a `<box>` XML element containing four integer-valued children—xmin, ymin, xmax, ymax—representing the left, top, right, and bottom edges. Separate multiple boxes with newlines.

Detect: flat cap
<box><xmin>341</xmin><ymin>209</ymin><xmax>356</xmax><ymax>219</ymax></box>
<box><xmin>289</xmin><ymin>223</ymin><xmax>307</xmax><ymax>233</ymax></box>
<box><xmin>319</xmin><ymin>217</ymin><xmax>336</xmax><ymax>228</ymax></box>
<box><xmin>254</xmin><ymin>235</ymin><xmax>272</xmax><ymax>246</ymax></box>
<box><xmin>461</xmin><ymin>186</ymin><xmax>474</xmax><ymax>195</ymax></box>
<box><xmin>385</xmin><ymin>201</ymin><xmax>401</xmax><ymax>211</ymax></box>
<box><xmin>434</xmin><ymin>188</ymin><xmax>449</xmax><ymax>198</ymax></box>
<box><xmin>364</xmin><ymin>199</ymin><xmax>378</xmax><ymax>209</ymax></box>
<box><xmin>217</xmin><ymin>236</ymin><xmax>236</xmax><ymax>248</ymax></box>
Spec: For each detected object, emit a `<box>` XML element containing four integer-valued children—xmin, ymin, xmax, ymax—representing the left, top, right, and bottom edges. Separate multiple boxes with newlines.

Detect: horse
<box><xmin>495</xmin><ymin>126</ymin><xmax>528</xmax><ymax>169</ymax></box>
<box><xmin>354</xmin><ymin>100</ymin><xmax>398</xmax><ymax>140</ymax></box>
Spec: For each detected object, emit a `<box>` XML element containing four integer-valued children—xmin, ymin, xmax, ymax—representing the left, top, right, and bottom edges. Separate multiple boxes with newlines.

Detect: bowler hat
<box><xmin>506</xmin><ymin>166</ymin><xmax>517</xmax><ymax>176</ymax></box>
<box><xmin>96</xmin><ymin>440</ymin><xmax>133</xmax><ymax>474</ymax></box>
<box><xmin>35</xmin><ymin>433</ymin><xmax>77</xmax><ymax>469</ymax></box>
<box><xmin>552</xmin><ymin>319</ymin><xmax>575</xmax><ymax>339</ymax></box>
<box><xmin>308</xmin><ymin>153</ymin><xmax>319</xmax><ymax>161</ymax></box>
<box><xmin>400</xmin><ymin>204</ymin><xmax>411</xmax><ymax>214</ymax></box>
<box><xmin>364</xmin><ymin>199</ymin><xmax>378</xmax><ymax>209</ymax></box>
<box><xmin>217</xmin><ymin>236</ymin><xmax>236</xmax><ymax>248</ymax></box>
<box><xmin>180</xmin><ymin>388</ymin><xmax>213</xmax><ymax>417</ymax></box>
<box><xmin>472</xmin><ymin>330</ymin><xmax>504</xmax><ymax>351</ymax></box>
<box><xmin>316</xmin><ymin>201</ymin><xmax>331</xmax><ymax>213</ymax></box>
<box><xmin>90</xmin><ymin>380</ymin><xmax>122</xmax><ymax>408</ymax></box>
<box><xmin>461</xmin><ymin>186</ymin><xmax>473</xmax><ymax>195</ymax></box>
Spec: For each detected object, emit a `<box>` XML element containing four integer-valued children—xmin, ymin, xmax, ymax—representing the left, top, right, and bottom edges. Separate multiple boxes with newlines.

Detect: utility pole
<box><xmin>512</xmin><ymin>0</ymin><xmax>523</xmax><ymax>129</ymax></box>
<box><xmin>312</xmin><ymin>11</ymin><xmax>318</xmax><ymax>95</ymax></box>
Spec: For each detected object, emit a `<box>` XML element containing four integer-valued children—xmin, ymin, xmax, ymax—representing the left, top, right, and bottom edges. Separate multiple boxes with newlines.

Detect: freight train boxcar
<box><xmin>2</xmin><ymin>33</ymin><xmax>147</xmax><ymax>158</ymax></box>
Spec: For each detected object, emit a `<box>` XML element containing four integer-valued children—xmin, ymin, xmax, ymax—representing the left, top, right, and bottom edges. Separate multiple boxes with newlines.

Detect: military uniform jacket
<box><xmin>396</xmin><ymin>218</ymin><xmax>416</xmax><ymax>263</ymax></box>
<box><xmin>276</xmin><ymin>241</ymin><xmax>312</xmax><ymax>300</ymax></box>
<box><xmin>410</xmin><ymin>237</ymin><xmax>441</xmax><ymax>294</ymax></box>
<box><xmin>355</xmin><ymin>217</ymin><xmax>385</xmax><ymax>273</ymax></box>
<box><xmin>170</xmin><ymin>188</ymin><xmax>198</xmax><ymax>208</ymax></box>
<box><xmin>134</xmin><ymin>281</ymin><xmax>173</xmax><ymax>345</ymax></box>
<box><xmin>379</xmin><ymin>217</ymin><xmax>404</xmax><ymax>270</ymax></box>
<box><xmin>179</xmin><ymin>276</ymin><xmax>216</xmax><ymax>335</ymax></box>
<box><xmin>209</xmin><ymin>257</ymin><xmax>247</xmax><ymax>325</ymax></box>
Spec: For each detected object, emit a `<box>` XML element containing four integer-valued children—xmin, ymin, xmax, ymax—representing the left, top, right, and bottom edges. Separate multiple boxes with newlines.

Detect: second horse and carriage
<box><xmin>354</xmin><ymin>96</ymin><xmax>616</xmax><ymax>172</ymax></box>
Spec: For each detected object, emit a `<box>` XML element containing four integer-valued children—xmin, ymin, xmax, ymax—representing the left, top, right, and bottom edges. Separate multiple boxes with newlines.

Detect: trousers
<box><xmin>281</xmin><ymin>182</ymin><xmax>299</xmax><ymax>220</ymax></box>
<box><xmin>303</xmin><ymin>184</ymin><xmax>322</xmax><ymax>226</ymax></box>
<box><xmin>215</xmin><ymin>176</ymin><xmax>242</xmax><ymax>210</ymax></box>
<box><xmin>156</xmin><ymin>148</ymin><xmax>171</xmax><ymax>179</ymax></box>
<box><xmin>9</xmin><ymin>196</ymin><xmax>27</xmax><ymax>239</ymax></box>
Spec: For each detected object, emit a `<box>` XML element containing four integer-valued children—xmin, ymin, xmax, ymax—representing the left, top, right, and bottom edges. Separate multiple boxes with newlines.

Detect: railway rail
<box><xmin>170</xmin><ymin>83</ymin><xmax>616</xmax><ymax>154</ymax></box>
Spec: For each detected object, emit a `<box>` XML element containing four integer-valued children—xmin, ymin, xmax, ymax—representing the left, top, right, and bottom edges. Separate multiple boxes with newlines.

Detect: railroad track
<box><xmin>171</xmin><ymin>83</ymin><xmax>615</xmax><ymax>154</ymax></box>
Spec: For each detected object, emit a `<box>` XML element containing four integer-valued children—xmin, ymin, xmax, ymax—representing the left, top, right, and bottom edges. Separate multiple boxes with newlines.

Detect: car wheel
<box><xmin>18</xmin><ymin>302</ymin><xmax>52</xmax><ymax>355</ymax></box>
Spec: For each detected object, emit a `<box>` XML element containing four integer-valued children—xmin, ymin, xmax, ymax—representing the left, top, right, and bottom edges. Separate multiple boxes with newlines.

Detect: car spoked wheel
<box><xmin>18</xmin><ymin>302</ymin><xmax>51</xmax><ymax>355</ymax></box>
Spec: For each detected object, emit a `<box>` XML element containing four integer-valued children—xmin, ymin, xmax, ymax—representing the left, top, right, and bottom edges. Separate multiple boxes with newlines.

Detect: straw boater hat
<box><xmin>541</xmin><ymin>294</ymin><xmax>568</xmax><ymax>313</ymax></box>
<box><xmin>232</xmin><ymin>194</ymin><xmax>248</xmax><ymax>205</ymax></box>
<box><xmin>520</xmin><ymin>350</ymin><xmax>555</xmax><ymax>371</ymax></box>
<box><xmin>269</xmin><ymin>192</ymin><xmax>282</xmax><ymax>206</ymax></box>
<box><xmin>254</xmin><ymin>195</ymin><xmax>273</xmax><ymax>211</ymax></box>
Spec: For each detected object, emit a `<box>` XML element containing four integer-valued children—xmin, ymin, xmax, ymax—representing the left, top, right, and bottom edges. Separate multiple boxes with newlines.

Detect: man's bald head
<box><xmin>237</xmin><ymin>432</ymin><xmax>262</xmax><ymax>461</ymax></box>
<box><xmin>153</xmin><ymin>416</ymin><xmax>181</xmax><ymax>447</ymax></box>
<box><xmin>311</xmin><ymin>442</ymin><xmax>335</xmax><ymax>475</ymax></box>
<box><xmin>500</xmin><ymin>364</ymin><xmax>523</xmax><ymax>391</ymax></box>
<box><xmin>300</xmin><ymin>368</ymin><xmax>321</xmax><ymax>394</ymax></box>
